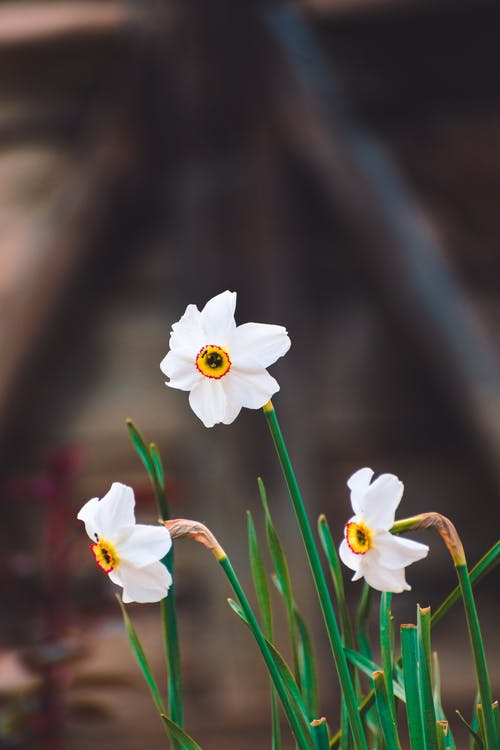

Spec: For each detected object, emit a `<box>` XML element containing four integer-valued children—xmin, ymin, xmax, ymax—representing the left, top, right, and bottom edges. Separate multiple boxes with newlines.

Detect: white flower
<box><xmin>78</xmin><ymin>482</ymin><xmax>172</xmax><ymax>603</ymax></box>
<box><xmin>160</xmin><ymin>290</ymin><xmax>291</xmax><ymax>427</ymax></box>
<box><xmin>339</xmin><ymin>468</ymin><xmax>429</xmax><ymax>593</ymax></box>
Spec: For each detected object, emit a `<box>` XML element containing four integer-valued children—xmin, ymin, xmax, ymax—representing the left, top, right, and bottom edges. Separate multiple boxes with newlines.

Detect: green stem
<box><xmin>455</xmin><ymin>564</ymin><xmax>498</xmax><ymax>750</ymax></box>
<box><xmin>263</xmin><ymin>402</ymin><xmax>368</xmax><ymax>750</ymax></box>
<box><xmin>219</xmin><ymin>554</ymin><xmax>314</xmax><ymax>750</ymax></box>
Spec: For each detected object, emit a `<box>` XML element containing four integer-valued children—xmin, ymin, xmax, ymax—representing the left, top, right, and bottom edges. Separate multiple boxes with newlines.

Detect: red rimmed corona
<box><xmin>195</xmin><ymin>344</ymin><xmax>231</xmax><ymax>379</ymax></box>
<box><xmin>91</xmin><ymin>537</ymin><xmax>119</xmax><ymax>573</ymax></box>
<box><xmin>345</xmin><ymin>520</ymin><xmax>372</xmax><ymax>555</ymax></box>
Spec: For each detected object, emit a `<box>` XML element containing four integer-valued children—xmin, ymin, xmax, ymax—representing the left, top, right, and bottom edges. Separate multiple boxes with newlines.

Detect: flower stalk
<box><xmin>163</xmin><ymin>518</ymin><xmax>315</xmax><ymax>750</ymax></box>
<box><xmin>263</xmin><ymin>400</ymin><xmax>368</xmax><ymax>750</ymax></box>
<box><xmin>391</xmin><ymin>511</ymin><xmax>499</xmax><ymax>750</ymax></box>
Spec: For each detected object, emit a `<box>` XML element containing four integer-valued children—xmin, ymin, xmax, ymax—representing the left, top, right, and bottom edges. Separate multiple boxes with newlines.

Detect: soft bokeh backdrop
<box><xmin>0</xmin><ymin>0</ymin><xmax>499</xmax><ymax>748</ymax></box>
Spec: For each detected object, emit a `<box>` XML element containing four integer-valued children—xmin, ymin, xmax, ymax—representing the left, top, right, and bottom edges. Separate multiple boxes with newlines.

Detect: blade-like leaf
<box><xmin>344</xmin><ymin>649</ymin><xmax>405</xmax><ymax>703</ymax></box>
<box><xmin>380</xmin><ymin>593</ymin><xmax>395</xmax><ymax>721</ymax></box>
<box><xmin>432</xmin><ymin>652</ymin><xmax>456</xmax><ymax>750</ymax></box>
<box><xmin>400</xmin><ymin>625</ymin><xmax>425</xmax><ymax>750</ymax></box>
<box><xmin>318</xmin><ymin>514</ymin><xmax>354</xmax><ymax>648</ymax></box>
<box><xmin>247</xmin><ymin>510</ymin><xmax>281</xmax><ymax>750</ymax></box>
<box><xmin>227</xmin><ymin>597</ymin><xmax>314</xmax><ymax>750</ymax></box>
<box><xmin>150</xmin><ymin>442</ymin><xmax>165</xmax><ymax>490</ymax></box>
<box><xmin>372</xmin><ymin>671</ymin><xmax>401</xmax><ymax>750</ymax></box>
<box><xmin>117</xmin><ymin>597</ymin><xmax>166</xmax><ymax>716</ymax></box>
<box><xmin>455</xmin><ymin>709</ymin><xmax>484</xmax><ymax>749</ymax></box>
<box><xmin>258</xmin><ymin>478</ymin><xmax>300</xmax><ymax>686</ymax></box>
<box><xmin>160</xmin><ymin>715</ymin><xmax>203</xmax><ymax>750</ymax></box>
<box><xmin>417</xmin><ymin>606</ymin><xmax>438</xmax><ymax>750</ymax></box>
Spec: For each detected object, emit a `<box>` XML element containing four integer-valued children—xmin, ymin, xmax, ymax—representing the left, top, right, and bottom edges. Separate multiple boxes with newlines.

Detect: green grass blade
<box><xmin>455</xmin><ymin>564</ymin><xmax>499</xmax><ymax>750</ymax></box>
<box><xmin>432</xmin><ymin>652</ymin><xmax>456</xmax><ymax>750</ymax></box>
<box><xmin>311</xmin><ymin>717</ymin><xmax>330</xmax><ymax>750</ymax></box>
<box><xmin>222</xmin><ymin>554</ymin><xmax>315</xmax><ymax>750</ymax></box>
<box><xmin>263</xmin><ymin>404</ymin><xmax>368</xmax><ymax>750</ymax></box>
<box><xmin>356</xmin><ymin>584</ymin><xmax>374</xmax><ymax>660</ymax></box>
<box><xmin>417</xmin><ymin>606</ymin><xmax>438</xmax><ymax>750</ymax></box>
<box><xmin>432</xmin><ymin>542</ymin><xmax>500</xmax><ymax>629</ymax></box>
<box><xmin>380</xmin><ymin>593</ymin><xmax>396</xmax><ymax>721</ymax></box>
<box><xmin>150</xmin><ymin>442</ymin><xmax>165</xmax><ymax>490</ymax></box>
<box><xmin>117</xmin><ymin>597</ymin><xmax>166</xmax><ymax>716</ymax></box>
<box><xmin>258</xmin><ymin>478</ymin><xmax>301</xmax><ymax>687</ymax></box>
<box><xmin>247</xmin><ymin>510</ymin><xmax>281</xmax><ymax>750</ymax></box>
<box><xmin>372</xmin><ymin>671</ymin><xmax>402</xmax><ymax>750</ymax></box>
<box><xmin>400</xmin><ymin>624</ymin><xmax>425</xmax><ymax>750</ymax></box>
<box><xmin>455</xmin><ymin>709</ymin><xmax>484</xmax><ymax>749</ymax></box>
<box><xmin>295</xmin><ymin>601</ymin><xmax>320</xmax><ymax>719</ymax></box>
<box><xmin>227</xmin><ymin>597</ymin><xmax>313</xmax><ymax>736</ymax></box>
<box><xmin>318</xmin><ymin>514</ymin><xmax>355</xmax><ymax>648</ymax></box>
<box><xmin>436</xmin><ymin>721</ymin><xmax>449</xmax><ymax>750</ymax></box>
<box><xmin>344</xmin><ymin>649</ymin><xmax>405</xmax><ymax>703</ymax></box>
<box><xmin>160</xmin><ymin>715</ymin><xmax>203</xmax><ymax>750</ymax></box>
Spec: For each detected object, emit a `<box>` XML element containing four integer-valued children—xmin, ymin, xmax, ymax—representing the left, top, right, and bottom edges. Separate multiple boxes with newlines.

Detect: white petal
<box><xmin>223</xmin><ymin>367</ymin><xmax>279</xmax><ymax>410</ymax></box>
<box><xmin>362</xmin><ymin>558</ymin><xmax>411</xmax><ymax>593</ymax></box>
<box><xmin>373</xmin><ymin>531</ymin><xmax>429</xmax><ymax>570</ymax></box>
<box><xmin>221</xmin><ymin>398</ymin><xmax>242</xmax><ymax>425</ymax></box>
<box><xmin>160</xmin><ymin>349</ymin><xmax>200</xmax><ymax>391</ymax></box>
<box><xmin>347</xmin><ymin>468</ymin><xmax>374</xmax><ymax>515</ymax></box>
<box><xmin>188</xmin><ymin>378</ymin><xmax>227</xmax><ymax>427</ymax></box>
<box><xmin>338</xmin><ymin>538</ymin><xmax>361</xmax><ymax>573</ymax></box>
<box><xmin>111</xmin><ymin>561</ymin><xmax>172</xmax><ymax>603</ymax></box>
<box><xmin>358</xmin><ymin>474</ymin><xmax>404</xmax><ymax>530</ymax></box>
<box><xmin>77</xmin><ymin>497</ymin><xmax>101</xmax><ymax>541</ymax></box>
<box><xmin>169</xmin><ymin>304</ymin><xmax>205</xmax><ymax>351</ymax></box>
<box><xmin>230</xmin><ymin>322</ymin><xmax>291</xmax><ymax>368</ymax></box>
<box><xmin>117</xmin><ymin>525</ymin><xmax>172</xmax><ymax>567</ymax></box>
<box><xmin>199</xmin><ymin>291</ymin><xmax>237</xmax><ymax>342</ymax></box>
<box><xmin>79</xmin><ymin>483</ymin><xmax>136</xmax><ymax>540</ymax></box>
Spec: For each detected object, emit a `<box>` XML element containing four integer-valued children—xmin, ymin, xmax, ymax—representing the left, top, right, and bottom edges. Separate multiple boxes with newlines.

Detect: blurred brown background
<box><xmin>0</xmin><ymin>0</ymin><xmax>498</xmax><ymax>747</ymax></box>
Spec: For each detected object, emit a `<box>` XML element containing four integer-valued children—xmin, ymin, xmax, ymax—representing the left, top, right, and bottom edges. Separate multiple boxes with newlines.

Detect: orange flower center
<box><xmin>91</xmin><ymin>538</ymin><xmax>119</xmax><ymax>573</ymax></box>
<box><xmin>346</xmin><ymin>521</ymin><xmax>373</xmax><ymax>555</ymax></box>
<box><xmin>195</xmin><ymin>345</ymin><xmax>231</xmax><ymax>379</ymax></box>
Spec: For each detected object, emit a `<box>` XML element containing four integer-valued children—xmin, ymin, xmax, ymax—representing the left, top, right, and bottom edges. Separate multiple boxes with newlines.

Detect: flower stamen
<box><xmin>195</xmin><ymin>344</ymin><xmax>231</xmax><ymax>379</ymax></box>
<box><xmin>346</xmin><ymin>520</ymin><xmax>373</xmax><ymax>555</ymax></box>
<box><xmin>91</xmin><ymin>538</ymin><xmax>119</xmax><ymax>573</ymax></box>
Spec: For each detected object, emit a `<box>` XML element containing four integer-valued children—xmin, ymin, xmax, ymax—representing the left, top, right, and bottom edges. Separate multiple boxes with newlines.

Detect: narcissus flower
<box><xmin>339</xmin><ymin>468</ymin><xmax>429</xmax><ymax>593</ymax></box>
<box><xmin>160</xmin><ymin>290</ymin><xmax>291</xmax><ymax>427</ymax></box>
<box><xmin>78</xmin><ymin>482</ymin><xmax>172</xmax><ymax>603</ymax></box>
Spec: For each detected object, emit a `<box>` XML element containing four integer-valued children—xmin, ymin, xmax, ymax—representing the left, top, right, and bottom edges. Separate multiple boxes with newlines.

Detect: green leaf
<box><xmin>432</xmin><ymin>652</ymin><xmax>456</xmax><ymax>750</ymax></box>
<box><xmin>356</xmin><ymin>583</ymin><xmax>374</xmax><ymax>660</ymax></box>
<box><xmin>310</xmin><ymin>716</ymin><xmax>330</xmax><ymax>750</ymax></box>
<box><xmin>417</xmin><ymin>606</ymin><xmax>439</xmax><ymax>750</ymax></box>
<box><xmin>258</xmin><ymin>478</ymin><xmax>301</xmax><ymax>687</ymax></box>
<box><xmin>126</xmin><ymin>419</ymin><xmax>156</xmax><ymax>480</ymax></box>
<box><xmin>294</xmin><ymin>598</ymin><xmax>320</xmax><ymax>719</ymax></box>
<box><xmin>247</xmin><ymin>510</ymin><xmax>281</xmax><ymax>750</ymax></box>
<box><xmin>318</xmin><ymin>514</ymin><xmax>354</xmax><ymax>648</ymax></box>
<box><xmin>344</xmin><ymin>649</ymin><xmax>405</xmax><ymax>703</ymax></box>
<box><xmin>436</xmin><ymin>721</ymin><xmax>449</xmax><ymax>750</ymax></box>
<box><xmin>160</xmin><ymin>715</ymin><xmax>204</xmax><ymax>750</ymax></box>
<box><xmin>455</xmin><ymin>709</ymin><xmax>484</xmax><ymax>749</ymax></box>
<box><xmin>227</xmin><ymin>597</ymin><xmax>315</xmax><ymax>750</ymax></box>
<box><xmin>372</xmin><ymin>671</ymin><xmax>401</xmax><ymax>750</ymax></box>
<box><xmin>117</xmin><ymin>597</ymin><xmax>166</xmax><ymax>716</ymax></box>
<box><xmin>150</xmin><ymin>442</ymin><xmax>165</xmax><ymax>490</ymax></box>
<box><xmin>380</xmin><ymin>593</ymin><xmax>396</xmax><ymax>721</ymax></box>
<box><xmin>247</xmin><ymin>510</ymin><xmax>273</xmax><ymax>638</ymax></box>
<box><xmin>432</xmin><ymin>542</ymin><xmax>500</xmax><ymax>629</ymax></box>
<box><xmin>400</xmin><ymin>625</ymin><xmax>425</xmax><ymax>750</ymax></box>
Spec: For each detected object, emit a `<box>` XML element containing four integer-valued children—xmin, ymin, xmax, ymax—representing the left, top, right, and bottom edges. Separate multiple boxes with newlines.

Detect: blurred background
<box><xmin>0</xmin><ymin>0</ymin><xmax>499</xmax><ymax>747</ymax></box>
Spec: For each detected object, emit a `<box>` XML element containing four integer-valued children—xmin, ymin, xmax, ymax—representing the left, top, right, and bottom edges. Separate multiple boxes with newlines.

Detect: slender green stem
<box><xmin>263</xmin><ymin>402</ymin><xmax>368</xmax><ymax>750</ymax></box>
<box><xmin>219</xmin><ymin>554</ymin><xmax>314</xmax><ymax>750</ymax></box>
<box><xmin>455</xmin><ymin>564</ymin><xmax>498</xmax><ymax>750</ymax></box>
